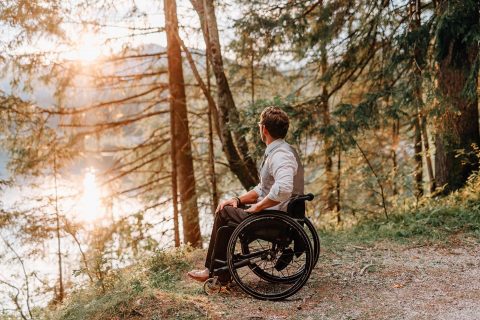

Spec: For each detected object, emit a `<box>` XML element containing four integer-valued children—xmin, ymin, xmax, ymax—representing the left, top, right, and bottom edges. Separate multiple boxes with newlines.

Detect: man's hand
<box><xmin>245</xmin><ymin>203</ymin><xmax>261</xmax><ymax>213</ymax></box>
<box><xmin>215</xmin><ymin>198</ymin><xmax>238</xmax><ymax>213</ymax></box>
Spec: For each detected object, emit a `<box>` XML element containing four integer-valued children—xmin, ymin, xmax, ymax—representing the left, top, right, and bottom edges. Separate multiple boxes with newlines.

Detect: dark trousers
<box><xmin>205</xmin><ymin>206</ymin><xmax>249</xmax><ymax>270</ymax></box>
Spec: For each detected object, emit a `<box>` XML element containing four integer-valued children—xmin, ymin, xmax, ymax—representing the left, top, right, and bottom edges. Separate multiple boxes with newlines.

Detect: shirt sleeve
<box><xmin>266</xmin><ymin>149</ymin><xmax>298</xmax><ymax>202</ymax></box>
<box><xmin>253</xmin><ymin>183</ymin><xmax>263</xmax><ymax>198</ymax></box>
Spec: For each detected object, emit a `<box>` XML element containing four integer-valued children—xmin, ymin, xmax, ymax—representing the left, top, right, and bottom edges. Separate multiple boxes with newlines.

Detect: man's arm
<box><xmin>245</xmin><ymin>197</ymin><xmax>280</xmax><ymax>213</ymax></box>
<box><xmin>239</xmin><ymin>189</ymin><xmax>260</xmax><ymax>205</ymax></box>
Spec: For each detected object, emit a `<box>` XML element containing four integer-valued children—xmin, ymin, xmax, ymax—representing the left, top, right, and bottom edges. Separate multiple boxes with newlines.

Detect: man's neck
<box><xmin>265</xmin><ymin>136</ymin><xmax>276</xmax><ymax>145</ymax></box>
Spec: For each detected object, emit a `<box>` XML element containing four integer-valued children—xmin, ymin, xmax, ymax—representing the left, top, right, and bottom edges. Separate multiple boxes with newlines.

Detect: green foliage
<box><xmin>146</xmin><ymin>247</ymin><xmax>192</xmax><ymax>290</ymax></box>
<box><xmin>435</xmin><ymin>0</ymin><xmax>479</xmax><ymax>64</ymax></box>
<box><xmin>321</xmin><ymin>172</ymin><xmax>480</xmax><ymax>249</ymax></box>
<box><xmin>435</xmin><ymin>0</ymin><xmax>479</xmax><ymax>101</ymax></box>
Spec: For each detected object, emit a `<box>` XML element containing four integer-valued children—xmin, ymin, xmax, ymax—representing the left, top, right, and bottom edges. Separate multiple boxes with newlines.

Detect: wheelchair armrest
<box><xmin>292</xmin><ymin>193</ymin><xmax>315</xmax><ymax>202</ymax></box>
<box><xmin>287</xmin><ymin>193</ymin><xmax>315</xmax><ymax>218</ymax></box>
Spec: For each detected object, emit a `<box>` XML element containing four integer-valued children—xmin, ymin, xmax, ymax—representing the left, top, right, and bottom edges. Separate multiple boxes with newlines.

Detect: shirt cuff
<box><xmin>253</xmin><ymin>184</ymin><xmax>263</xmax><ymax>198</ymax></box>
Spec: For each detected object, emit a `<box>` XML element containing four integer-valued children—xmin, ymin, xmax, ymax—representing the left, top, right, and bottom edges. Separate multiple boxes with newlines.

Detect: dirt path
<box><xmin>180</xmin><ymin>237</ymin><xmax>480</xmax><ymax>320</ymax></box>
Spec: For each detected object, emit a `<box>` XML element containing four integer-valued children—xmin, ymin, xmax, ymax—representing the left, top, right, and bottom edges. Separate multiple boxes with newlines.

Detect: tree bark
<box><xmin>169</xmin><ymin>80</ymin><xmax>180</xmax><ymax>247</ymax></box>
<box><xmin>420</xmin><ymin>115</ymin><xmax>435</xmax><ymax>193</ymax></box>
<box><xmin>164</xmin><ymin>0</ymin><xmax>202</xmax><ymax>247</ymax></box>
<box><xmin>434</xmin><ymin>0</ymin><xmax>480</xmax><ymax>193</ymax></box>
<box><xmin>391</xmin><ymin>119</ymin><xmax>399</xmax><ymax>196</ymax></box>
<box><xmin>335</xmin><ymin>146</ymin><xmax>342</xmax><ymax>223</ymax></box>
<box><xmin>320</xmin><ymin>42</ymin><xmax>335</xmax><ymax>211</ymax></box>
<box><xmin>410</xmin><ymin>0</ymin><xmax>424</xmax><ymax>198</ymax></box>
<box><xmin>414</xmin><ymin>115</ymin><xmax>423</xmax><ymax>197</ymax></box>
<box><xmin>53</xmin><ymin>147</ymin><xmax>64</xmax><ymax>303</ymax></box>
<box><xmin>250</xmin><ymin>39</ymin><xmax>255</xmax><ymax>105</ymax></box>
<box><xmin>411</xmin><ymin>0</ymin><xmax>435</xmax><ymax>194</ymax></box>
<box><xmin>190</xmin><ymin>0</ymin><xmax>259</xmax><ymax>190</ymax></box>
<box><xmin>205</xmin><ymin>28</ymin><xmax>219</xmax><ymax>214</ymax></box>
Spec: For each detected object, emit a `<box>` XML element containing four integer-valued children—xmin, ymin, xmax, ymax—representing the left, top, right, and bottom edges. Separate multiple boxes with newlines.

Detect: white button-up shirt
<box><xmin>253</xmin><ymin>139</ymin><xmax>304</xmax><ymax>212</ymax></box>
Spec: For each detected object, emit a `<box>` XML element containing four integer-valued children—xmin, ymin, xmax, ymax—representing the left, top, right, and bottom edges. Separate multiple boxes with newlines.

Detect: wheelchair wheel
<box><xmin>242</xmin><ymin>216</ymin><xmax>320</xmax><ymax>284</ymax></box>
<box><xmin>227</xmin><ymin>213</ymin><xmax>313</xmax><ymax>301</ymax></box>
<box><xmin>304</xmin><ymin>217</ymin><xmax>320</xmax><ymax>268</ymax></box>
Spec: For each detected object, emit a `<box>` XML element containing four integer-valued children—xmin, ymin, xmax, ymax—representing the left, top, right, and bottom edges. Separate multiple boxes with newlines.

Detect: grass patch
<box><xmin>147</xmin><ymin>248</ymin><xmax>192</xmax><ymax>291</ymax></box>
<box><xmin>320</xmin><ymin>177</ymin><xmax>480</xmax><ymax>250</ymax></box>
<box><xmin>51</xmin><ymin>246</ymin><xmax>204</xmax><ymax>320</ymax></box>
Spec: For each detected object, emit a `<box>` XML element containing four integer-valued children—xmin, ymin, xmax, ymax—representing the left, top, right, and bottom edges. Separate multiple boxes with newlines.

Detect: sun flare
<box><xmin>78</xmin><ymin>168</ymin><xmax>104</xmax><ymax>223</ymax></box>
<box><xmin>65</xmin><ymin>31</ymin><xmax>104</xmax><ymax>63</ymax></box>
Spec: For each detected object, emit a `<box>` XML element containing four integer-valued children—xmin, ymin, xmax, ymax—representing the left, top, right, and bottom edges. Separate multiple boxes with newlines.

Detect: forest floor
<box><xmin>125</xmin><ymin>234</ymin><xmax>480</xmax><ymax>320</ymax></box>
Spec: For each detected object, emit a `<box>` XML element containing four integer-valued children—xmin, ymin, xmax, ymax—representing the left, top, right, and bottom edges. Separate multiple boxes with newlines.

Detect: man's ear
<box><xmin>262</xmin><ymin>126</ymin><xmax>270</xmax><ymax>137</ymax></box>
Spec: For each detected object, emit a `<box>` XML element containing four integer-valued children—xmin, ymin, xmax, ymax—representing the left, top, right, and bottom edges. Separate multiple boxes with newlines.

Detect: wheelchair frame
<box><xmin>203</xmin><ymin>194</ymin><xmax>320</xmax><ymax>301</ymax></box>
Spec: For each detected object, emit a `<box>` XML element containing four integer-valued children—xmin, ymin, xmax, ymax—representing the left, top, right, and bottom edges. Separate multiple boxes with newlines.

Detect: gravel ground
<box><xmin>181</xmin><ymin>236</ymin><xmax>480</xmax><ymax>320</ymax></box>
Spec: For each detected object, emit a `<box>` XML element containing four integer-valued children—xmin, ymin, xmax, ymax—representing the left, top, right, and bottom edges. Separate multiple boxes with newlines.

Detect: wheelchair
<box><xmin>203</xmin><ymin>193</ymin><xmax>320</xmax><ymax>301</ymax></box>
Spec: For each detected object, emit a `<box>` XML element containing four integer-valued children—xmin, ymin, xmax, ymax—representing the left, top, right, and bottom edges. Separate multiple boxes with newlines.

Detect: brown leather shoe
<box><xmin>187</xmin><ymin>269</ymin><xmax>209</xmax><ymax>282</ymax></box>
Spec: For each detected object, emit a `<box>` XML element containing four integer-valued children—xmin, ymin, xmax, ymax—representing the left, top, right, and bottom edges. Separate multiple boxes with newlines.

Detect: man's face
<box><xmin>258</xmin><ymin>122</ymin><xmax>266</xmax><ymax>143</ymax></box>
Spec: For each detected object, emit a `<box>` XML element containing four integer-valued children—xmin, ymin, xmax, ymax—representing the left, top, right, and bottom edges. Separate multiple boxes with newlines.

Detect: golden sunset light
<box><xmin>65</xmin><ymin>31</ymin><xmax>104</xmax><ymax>63</ymax></box>
<box><xmin>77</xmin><ymin>168</ymin><xmax>104</xmax><ymax>223</ymax></box>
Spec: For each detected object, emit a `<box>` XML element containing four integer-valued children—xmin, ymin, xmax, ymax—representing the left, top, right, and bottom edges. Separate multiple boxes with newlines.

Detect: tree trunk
<box><xmin>391</xmin><ymin>119</ymin><xmax>399</xmax><ymax>196</ymax></box>
<box><xmin>250</xmin><ymin>39</ymin><xmax>255</xmax><ymax>105</ymax></box>
<box><xmin>434</xmin><ymin>0</ymin><xmax>480</xmax><ymax>193</ymax></box>
<box><xmin>205</xmin><ymin>23</ymin><xmax>219</xmax><ymax>214</ymax></box>
<box><xmin>412</xmin><ymin>0</ymin><xmax>435</xmax><ymax>194</ymax></box>
<box><xmin>414</xmin><ymin>116</ymin><xmax>423</xmax><ymax>197</ymax></box>
<box><xmin>169</xmin><ymin>79</ymin><xmax>180</xmax><ymax>247</ymax></box>
<box><xmin>410</xmin><ymin>0</ymin><xmax>424</xmax><ymax>198</ymax></box>
<box><xmin>164</xmin><ymin>0</ymin><xmax>202</xmax><ymax>247</ymax></box>
<box><xmin>420</xmin><ymin>115</ymin><xmax>436</xmax><ymax>193</ymax></box>
<box><xmin>53</xmin><ymin>148</ymin><xmax>64</xmax><ymax>303</ymax></box>
<box><xmin>190</xmin><ymin>0</ymin><xmax>258</xmax><ymax>190</ymax></box>
<box><xmin>335</xmin><ymin>146</ymin><xmax>341</xmax><ymax>223</ymax></box>
<box><xmin>320</xmin><ymin>42</ymin><xmax>335</xmax><ymax>211</ymax></box>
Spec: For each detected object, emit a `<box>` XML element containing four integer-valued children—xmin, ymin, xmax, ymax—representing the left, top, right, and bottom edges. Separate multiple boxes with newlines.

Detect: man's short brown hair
<box><xmin>259</xmin><ymin>106</ymin><xmax>289</xmax><ymax>139</ymax></box>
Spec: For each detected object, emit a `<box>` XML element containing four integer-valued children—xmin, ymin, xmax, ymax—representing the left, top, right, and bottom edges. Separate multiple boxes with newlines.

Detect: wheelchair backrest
<box><xmin>287</xmin><ymin>195</ymin><xmax>306</xmax><ymax>219</ymax></box>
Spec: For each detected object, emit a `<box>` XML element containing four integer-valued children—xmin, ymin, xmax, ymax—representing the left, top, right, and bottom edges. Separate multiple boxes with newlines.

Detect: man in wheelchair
<box><xmin>188</xmin><ymin>106</ymin><xmax>304</xmax><ymax>284</ymax></box>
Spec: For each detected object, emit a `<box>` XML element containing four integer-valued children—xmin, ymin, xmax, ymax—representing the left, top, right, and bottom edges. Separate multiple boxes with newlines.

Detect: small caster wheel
<box><xmin>203</xmin><ymin>277</ymin><xmax>221</xmax><ymax>295</ymax></box>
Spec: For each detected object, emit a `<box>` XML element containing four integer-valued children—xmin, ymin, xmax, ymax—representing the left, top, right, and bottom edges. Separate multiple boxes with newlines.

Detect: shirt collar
<box><xmin>265</xmin><ymin>138</ymin><xmax>285</xmax><ymax>156</ymax></box>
